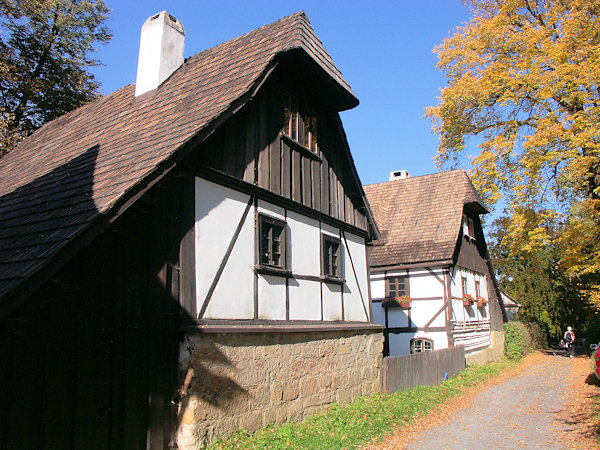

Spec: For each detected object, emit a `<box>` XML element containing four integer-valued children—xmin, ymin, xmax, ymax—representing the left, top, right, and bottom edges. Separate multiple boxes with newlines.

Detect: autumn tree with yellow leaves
<box><xmin>428</xmin><ymin>0</ymin><xmax>600</xmax><ymax>337</ymax></box>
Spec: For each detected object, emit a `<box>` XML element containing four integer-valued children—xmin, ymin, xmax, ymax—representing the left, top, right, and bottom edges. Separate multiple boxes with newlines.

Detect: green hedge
<box><xmin>504</xmin><ymin>322</ymin><xmax>532</xmax><ymax>360</ymax></box>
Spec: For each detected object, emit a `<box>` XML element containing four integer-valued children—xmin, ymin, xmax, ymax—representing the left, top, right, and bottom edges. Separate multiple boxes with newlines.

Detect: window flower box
<box><xmin>462</xmin><ymin>294</ymin><xmax>475</xmax><ymax>306</ymax></box>
<box><xmin>382</xmin><ymin>295</ymin><xmax>412</xmax><ymax>308</ymax></box>
<box><xmin>476</xmin><ymin>297</ymin><xmax>488</xmax><ymax>308</ymax></box>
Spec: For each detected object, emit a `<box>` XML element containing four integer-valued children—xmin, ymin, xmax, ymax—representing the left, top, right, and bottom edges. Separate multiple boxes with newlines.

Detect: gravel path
<box><xmin>406</xmin><ymin>353</ymin><xmax>581</xmax><ymax>449</ymax></box>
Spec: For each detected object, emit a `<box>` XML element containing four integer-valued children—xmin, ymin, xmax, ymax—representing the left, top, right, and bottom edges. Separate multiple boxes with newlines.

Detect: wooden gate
<box><xmin>381</xmin><ymin>345</ymin><xmax>466</xmax><ymax>393</ymax></box>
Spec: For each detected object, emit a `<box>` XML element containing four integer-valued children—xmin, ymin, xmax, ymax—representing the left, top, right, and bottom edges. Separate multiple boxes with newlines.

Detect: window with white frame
<box><xmin>463</xmin><ymin>214</ymin><xmax>476</xmax><ymax>239</ymax></box>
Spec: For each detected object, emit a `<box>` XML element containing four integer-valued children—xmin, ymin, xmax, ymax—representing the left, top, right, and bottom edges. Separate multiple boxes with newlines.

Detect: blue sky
<box><xmin>91</xmin><ymin>1</ymin><xmax>472</xmax><ymax>186</ymax></box>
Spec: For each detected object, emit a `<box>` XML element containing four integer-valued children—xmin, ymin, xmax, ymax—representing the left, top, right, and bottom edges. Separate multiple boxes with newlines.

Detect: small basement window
<box><xmin>410</xmin><ymin>338</ymin><xmax>433</xmax><ymax>354</ymax></box>
<box><xmin>258</xmin><ymin>215</ymin><xmax>286</xmax><ymax>269</ymax></box>
<box><xmin>322</xmin><ymin>234</ymin><xmax>342</xmax><ymax>279</ymax></box>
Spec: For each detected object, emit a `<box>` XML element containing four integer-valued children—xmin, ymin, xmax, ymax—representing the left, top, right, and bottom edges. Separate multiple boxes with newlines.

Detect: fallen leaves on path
<box><xmin>554</xmin><ymin>354</ymin><xmax>600</xmax><ymax>448</ymax></box>
<box><xmin>363</xmin><ymin>352</ymin><xmax>600</xmax><ymax>449</ymax></box>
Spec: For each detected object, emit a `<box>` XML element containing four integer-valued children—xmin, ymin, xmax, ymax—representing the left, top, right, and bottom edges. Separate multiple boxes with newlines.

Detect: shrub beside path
<box><xmin>368</xmin><ymin>352</ymin><xmax>599</xmax><ymax>449</ymax></box>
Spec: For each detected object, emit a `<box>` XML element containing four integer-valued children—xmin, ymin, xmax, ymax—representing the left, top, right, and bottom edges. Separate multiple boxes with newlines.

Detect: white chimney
<box><xmin>389</xmin><ymin>170</ymin><xmax>410</xmax><ymax>181</ymax></box>
<box><xmin>135</xmin><ymin>11</ymin><xmax>185</xmax><ymax>97</ymax></box>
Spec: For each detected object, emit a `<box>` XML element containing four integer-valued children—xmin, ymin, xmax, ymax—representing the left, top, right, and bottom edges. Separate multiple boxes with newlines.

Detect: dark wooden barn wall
<box><xmin>456</xmin><ymin>235</ymin><xmax>488</xmax><ymax>275</ymax></box>
<box><xmin>0</xmin><ymin>171</ymin><xmax>191</xmax><ymax>449</ymax></box>
<box><xmin>196</xmin><ymin>75</ymin><xmax>369</xmax><ymax>232</ymax></box>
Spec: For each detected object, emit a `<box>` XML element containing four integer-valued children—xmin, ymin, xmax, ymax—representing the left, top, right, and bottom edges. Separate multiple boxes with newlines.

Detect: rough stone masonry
<box><xmin>176</xmin><ymin>330</ymin><xmax>384</xmax><ymax>448</ymax></box>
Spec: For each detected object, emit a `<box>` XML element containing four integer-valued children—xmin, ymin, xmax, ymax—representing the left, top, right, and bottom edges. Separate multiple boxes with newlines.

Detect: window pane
<box><xmin>389</xmin><ymin>278</ymin><xmax>397</xmax><ymax>297</ymax></box>
<box><xmin>397</xmin><ymin>277</ymin><xmax>405</xmax><ymax>295</ymax></box>
<box><xmin>323</xmin><ymin>238</ymin><xmax>340</xmax><ymax>277</ymax></box>
<box><xmin>325</xmin><ymin>242</ymin><xmax>332</xmax><ymax>275</ymax></box>
<box><xmin>283</xmin><ymin>105</ymin><xmax>291</xmax><ymax>136</ymax></box>
<box><xmin>297</xmin><ymin>112</ymin><xmax>305</xmax><ymax>146</ymax></box>
<box><xmin>291</xmin><ymin>102</ymin><xmax>298</xmax><ymax>141</ymax></box>
<box><xmin>261</xmin><ymin>224</ymin><xmax>271</xmax><ymax>265</ymax></box>
<box><xmin>310</xmin><ymin>116</ymin><xmax>318</xmax><ymax>151</ymax></box>
<box><xmin>412</xmin><ymin>339</ymin><xmax>433</xmax><ymax>354</ymax></box>
<box><xmin>303</xmin><ymin>113</ymin><xmax>311</xmax><ymax>148</ymax></box>
<box><xmin>272</xmin><ymin>225</ymin><xmax>283</xmax><ymax>267</ymax></box>
<box><xmin>331</xmin><ymin>243</ymin><xmax>338</xmax><ymax>276</ymax></box>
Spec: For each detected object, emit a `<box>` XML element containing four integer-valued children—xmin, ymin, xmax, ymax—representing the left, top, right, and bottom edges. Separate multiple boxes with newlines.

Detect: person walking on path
<box><xmin>564</xmin><ymin>326</ymin><xmax>575</xmax><ymax>358</ymax></box>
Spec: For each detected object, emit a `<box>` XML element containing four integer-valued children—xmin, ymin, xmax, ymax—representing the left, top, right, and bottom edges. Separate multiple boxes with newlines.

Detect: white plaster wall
<box><xmin>450</xmin><ymin>267</ymin><xmax>461</xmax><ymax>299</ymax></box>
<box><xmin>321</xmin><ymin>222</ymin><xmax>339</xmax><ymax>238</ymax></box>
<box><xmin>257</xmin><ymin>200</ymin><xmax>285</xmax><ymax>221</ymax></box>
<box><xmin>384</xmin><ymin>270</ymin><xmax>406</xmax><ymax>279</ymax></box>
<box><xmin>342</xmin><ymin>232</ymin><xmax>370</xmax><ymax>322</ymax></box>
<box><xmin>410</xmin><ymin>299</ymin><xmax>446</xmax><ymax>328</ymax></box>
<box><xmin>257</xmin><ymin>275</ymin><xmax>286</xmax><ymax>320</ymax></box>
<box><xmin>387</xmin><ymin>308</ymin><xmax>409</xmax><ymax>328</ymax></box>
<box><xmin>196</xmin><ymin>182</ymin><xmax>371</xmax><ymax>324</ymax></box>
<box><xmin>289</xmin><ymin>279</ymin><xmax>321</xmax><ymax>320</ymax></box>
<box><xmin>372</xmin><ymin>302</ymin><xmax>386</xmax><ymax>327</ymax></box>
<box><xmin>287</xmin><ymin>211</ymin><xmax>319</xmax><ymax>276</ymax></box>
<box><xmin>452</xmin><ymin>298</ymin><xmax>465</xmax><ymax>322</ymax></box>
<box><xmin>322</xmin><ymin>282</ymin><xmax>342</xmax><ymax>321</ymax></box>
<box><xmin>408</xmin><ymin>269</ymin><xmax>445</xmax><ymax>298</ymax></box>
<box><xmin>370</xmin><ymin>276</ymin><xmax>385</xmax><ymax>300</ymax></box>
<box><xmin>195</xmin><ymin>178</ymin><xmax>254</xmax><ymax>319</ymax></box>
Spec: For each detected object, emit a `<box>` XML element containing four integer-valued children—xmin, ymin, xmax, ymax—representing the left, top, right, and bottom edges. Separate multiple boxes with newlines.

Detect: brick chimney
<box><xmin>135</xmin><ymin>11</ymin><xmax>185</xmax><ymax>97</ymax></box>
<box><xmin>389</xmin><ymin>170</ymin><xmax>410</xmax><ymax>181</ymax></box>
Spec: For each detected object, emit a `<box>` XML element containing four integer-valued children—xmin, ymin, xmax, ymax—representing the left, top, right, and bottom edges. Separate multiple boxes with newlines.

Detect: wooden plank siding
<box><xmin>455</xmin><ymin>232</ymin><xmax>488</xmax><ymax>274</ymax></box>
<box><xmin>197</xmin><ymin>74</ymin><xmax>368</xmax><ymax>233</ymax></box>
<box><xmin>0</xmin><ymin>172</ymin><xmax>189</xmax><ymax>449</ymax></box>
<box><xmin>381</xmin><ymin>345</ymin><xmax>466</xmax><ymax>393</ymax></box>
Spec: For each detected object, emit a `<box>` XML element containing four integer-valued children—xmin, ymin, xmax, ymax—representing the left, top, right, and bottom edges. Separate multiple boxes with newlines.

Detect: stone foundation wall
<box><xmin>176</xmin><ymin>330</ymin><xmax>384</xmax><ymax>448</ymax></box>
<box><xmin>465</xmin><ymin>330</ymin><xmax>505</xmax><ymax>365</ymax></box>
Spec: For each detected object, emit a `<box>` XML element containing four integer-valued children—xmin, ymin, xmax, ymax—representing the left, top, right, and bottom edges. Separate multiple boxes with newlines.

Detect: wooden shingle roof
<box><xmin>0</xmin><ymin>12</ymin><xmax>358</xmax><ymax>317</ymax></box>
<box><xmin>364</xmin><ymin>170</ymin><xmax>489</xmax><ymax>268</ymax></box>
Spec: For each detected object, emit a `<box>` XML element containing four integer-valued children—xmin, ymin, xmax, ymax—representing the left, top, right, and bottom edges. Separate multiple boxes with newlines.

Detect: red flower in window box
<box><xmin>462</xmin><ymin>294</ymin><xmax>475</xmax><ymax>306</ymax></box>
<box><xmin>382</xmin><ymin>295</ymin><xmax>412</xmax><ymax>308</ymax></box>
<box><xmin>476</xmin><ymin>297</ymin><xmax>488</xmax><ymax>308</ymax></box>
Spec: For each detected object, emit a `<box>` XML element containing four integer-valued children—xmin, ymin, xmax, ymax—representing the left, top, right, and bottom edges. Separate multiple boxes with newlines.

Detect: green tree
<box><xmin>490</xmin><ymin>215</ymin><xmax>587</xmax><ymax>341</ymax></box>
<box><xmin>428</xmin><ymin>0</ymin><xmax>600</xmax><ymax>310</ymax></box>
<box><xmin>0</xmin><ymin>0</ymin><xmax>111</xmax><ymax>156</ymax></box>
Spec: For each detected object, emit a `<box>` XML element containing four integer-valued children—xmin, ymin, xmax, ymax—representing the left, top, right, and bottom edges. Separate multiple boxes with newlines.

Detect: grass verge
<box><xmin>210</xmin><ymin>358</ymin><xmax>519</xmax><ymax>449</ymax></box>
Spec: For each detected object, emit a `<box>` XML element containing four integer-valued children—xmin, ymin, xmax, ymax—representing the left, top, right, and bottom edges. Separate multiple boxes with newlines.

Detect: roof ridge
<box><xmin>185</xmin><ymin>12</ymin><xmax>307</xmax><ymax>66</ymax></box>
<box><xmin>363</xmin><ymin>169</ymin><xmax>468</xmax><ymax>188</ymax></box>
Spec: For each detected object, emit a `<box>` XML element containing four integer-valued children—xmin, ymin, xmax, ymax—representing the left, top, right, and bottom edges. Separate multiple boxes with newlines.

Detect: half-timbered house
<box><xmin>364</xmin><ymin>170</ymin><xmax>505</xmax><ymax>364</ymax></box>
<box><xmin>0</xmin><ymin>12</ymin><xmax>382</xmax><ymax>448</ymax></box>
<box><xmin>500</xmin><ymin>290</ymin><xmax>521</xmax><ymax>321</ymax></box>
